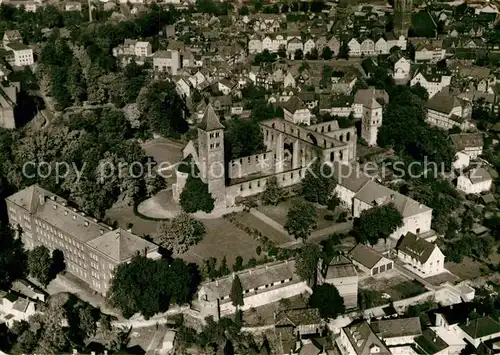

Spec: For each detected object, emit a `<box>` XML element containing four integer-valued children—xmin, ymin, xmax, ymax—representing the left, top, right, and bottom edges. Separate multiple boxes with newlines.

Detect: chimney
<box><xmin>64</xmin><ymin>211</ymin><xmax>68</xmax><ymax>216</ymax></box>
<box><xmin>73</xmin><ymin>215</ymin><xmax>77</xmax><ymax>220</ymax></box>
<box><xmin>84</xmin><ymin>221</ymin><xmax>89</xmax><ymax>227</ymax></box>
<box><xmin>38</xmin><ymin>193</ymin><xmax>45</xmax><ymax>206</ymax></box>
<box><xmin>50</xmin><ymin>195</ymin><xmax>56</xmax><ymax>201</ymax></box>
<box><xmin>100</xmin><ymin>229</ymin><xmax>104</xmax><ymax>235</ymax></box>
<box><xmin>216</xmin><ymin>280</ymin><xmax>219</xmax><ymax>286</ymax></box>
<box><xmin>53</xmin><ymin>204</ymin><xmax>57</xmax><ymax>210</ymax></box>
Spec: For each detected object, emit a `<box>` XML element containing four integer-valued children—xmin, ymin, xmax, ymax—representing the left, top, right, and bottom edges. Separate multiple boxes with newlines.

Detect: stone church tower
<box><xmin>197</xmin><ymin>104</ymin><xmax>227</xmax><ymax>209</ymax></box>
<box><xmin>394</xmin><ymin>0</ymin><xmax>412</xmax><ymax>38</ymax></box>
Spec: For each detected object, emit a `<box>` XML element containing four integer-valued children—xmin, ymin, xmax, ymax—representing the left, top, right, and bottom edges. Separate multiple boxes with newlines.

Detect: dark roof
<box><xmin>275</xmin><ymin>308</ymin><xmax>322</xmax><ymax>327</ymax></box>
<box><xmin>429</xmin><ymin>302</ymin><xmax>475</xmax><ymax>325</ymax></box>
<box><xmin>415</xmin><ymin>329</ymin><xmax>448</xmax><ymax>354</ymax></box>
<box><xmin>343</xmin><ymin>320</ymin><xmax>391</xmax><ymax>355</ymax></box>
<box><xmin>283</xmin><ymin>95</ymin><xmax>306</xmax><ymax>114</ymax></box>
<box><xmin>449</xmin><ymin>133</ymin><xmax>483</xmax><ymax>151</ymax></box>
<box><xmin>397</xmin><ymin>232</ymin><xmax>438</xmax><ymax>264</ymax></box>
<box><xmin>348</xmin><ymin>244</ymin><xmax>384</xmax><ymax>269</ymax></box>
<box><xmin>371</xmin><ymin>317</ymin><xmax>422</xmax><ymax>338</ymax></box>
<box><xmin>198</xmin><ymin>104</ymin><xmax>224</xmax><ymax>131</ymax></box>
<box><xmin>459</xmin><ymin>316</ymin><xmax>500</xmax><ymax>339</ymax></box>
<box><xmin>425</xmin><ymin>91</ymin><xmax>461</xmax><ymax>114</ymax></box>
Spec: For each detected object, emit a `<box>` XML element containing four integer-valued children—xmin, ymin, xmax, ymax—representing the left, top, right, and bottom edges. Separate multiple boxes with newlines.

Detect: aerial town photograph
<box><xmin>0</xmin><ymin>0</ymin><xmax>500</xmax><ymax>353</ymax></box>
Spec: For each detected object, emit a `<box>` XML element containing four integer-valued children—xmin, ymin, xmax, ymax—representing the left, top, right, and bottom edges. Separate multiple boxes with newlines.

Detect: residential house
<box><xmin>456</xmin><ymin>316</ymin><xmax>500</xmax><ymax>349</ymax></box>
<box><xmin>393</xmin><ymin>57</ymin><xmax>411</xmax><ymax>80</ymax></box>
<box><xmin>284</xmin><ymin>72</ymin><xmax>297</xmax><ymax>88</ymax></box>
<box><xmin>153</xmin><ymin>50</ymin><xmax>181</xmax><ymax>75</ymax></box>
<box><xmin>415</xmin><ymin>328</ymin><xmax>465</xmax><ymax>355</ymax></box>
<box><xmin>196</xmin><ymin>259</ymin><xmax>310</xmax><ymax>319</ymax></box>
<box><xmin>317</xmin><ymin>255</ymin><xmax>358</xmax><ymax>309</ymax></box>
<box><xmin>396</xmin><ymin>232</ymin><xmax>445</xmax><ymax>278</ymax></box>
<box><xmin>218</xmin><ymin>79</ymin><xmax>237</xmax><ymax>95</ymax></box>
<box><xmin>331</xmin><ymin>71</ymin><xmax>358</xmax><ymax>95</ymax></box>
<box><xmin>274</xmin><ymin>308</ymin><xmax>326</xmax><ymax>338</ymax></box>
<box><xmin>449</xmin><ymin>133</ymin><xmax>483</xmax><ymax>169</ymax></box>
<box><xmin>425</xmin><ymin>90</ymin><xmax>472</xmax><ymax>130</ymax></box>
<box><xmin>287</xmin><ymin>37</ymin><xmax>303</xmax><ymax>57</ymax></box>
<box><xmin>176</xmin><ymin>77</ymin><xmax>191</xmax><ymax>98</ymax></box>
<box><xmin>360</xmin><ymin>38</ymin><xmax>375</xmax><ymax>56</ymax></box>
<box><xmin>248</xmin><ymin>33</ymin><xmax>263</xmax><ymax>54</ymax></box>
<box><xmin>410</xmin><ymin>66</ymin><xmax>452</xmax><ymax>98</ymax></box>
<box><xmin>5</xmin><ymin>185</ymin><xmax>161</xmax><ymax>295</ymax></box>
<box><xmin>303</xmin><ymin>38</ymin><xmax>316</xmax><ymax>54</ymax></box>
<box><xmin>11</xmin><ymin>279</ymin><xmax>46</xmax><ymax>302</ymax></box>
<box><xmin>4</xmin><ymin>42</ymin><xmax>34</xmax><ymax>66</ymax></box>
<box><xmin>348</xmin><ymin>244</ymin><xmax>394</xmax><ymax>276</ymax></box>
<box><xmin>0</xmin><ymin>292</ymin><xmax>37</xmax><ymax>327</ymax></box>
<box><xmin>2</xmin><ymin>30</ymin><xmax>22</xmax><ymax>48</ymax></box>
<box><xmin>337</xmin><ymin>321</ymin><xmax>391</xmax><ymax>355</ymax></box>
<box><xmin>347</xmin><ymin>38</ymin><xmax>361</xmax><ymax>56</ymax></box>
<box><xmin>353</xmin><ymin>180</ymin><xmax>433</xmax><ymax>239</ymax></box>
<box><xmin>283</xmin><ymin>96</ymin><xmax>311</xmax><ymax>125</ymax></box>
<box><xmin>456</xmin><ymin>167</ymin><xmax>492</xmax><ymax>194</ymax></box>
<box><xmin>414</xmin><ymin>41</ymin><xmax>446</xmax><ymax>63</ymax></box>
<box><xmin>113</xmin><ymin>39</ymin><xmax>152</xmax><ymax>58</ymax></box>
<box><xmin>371</xmin><ymin>317</ymin><xmax>422</xmax><ymax>346</ymax></box>
<box><xmin>262</xmin><ymin>33</ymin><xmax>286</xmax><ymax>53</ymax></box>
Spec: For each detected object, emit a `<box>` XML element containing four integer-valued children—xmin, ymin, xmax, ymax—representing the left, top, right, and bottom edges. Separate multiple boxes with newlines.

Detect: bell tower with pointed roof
<box><xmin>197</xmin><ymin>104</ymin><xmax>226</xmax><ymax>208</ymax></box>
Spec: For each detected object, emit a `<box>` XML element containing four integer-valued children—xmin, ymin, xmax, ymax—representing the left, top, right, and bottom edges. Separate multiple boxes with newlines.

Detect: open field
<box><xmin>445</xmin><ymin>257</ymin><xmax>487</xmax><ymax>281</ymax></box>
<box><xmin>359</xmin><ymin>269</ymin><xmax>427</xmax><ymax>307</ymax></box>
<box><xmin>180</xmin><ymin>217</ymin><xmax>261</xmax><ymax>266</ymax></box>
<box><xmin>231</xmin><ymin>211</ymin><xmax>291</xmax><ymax>245</ymax></box>
<box><xmin>257</xmin><ymin>197</ymin><xmax>341</xmax><ymax>231</ymax></box>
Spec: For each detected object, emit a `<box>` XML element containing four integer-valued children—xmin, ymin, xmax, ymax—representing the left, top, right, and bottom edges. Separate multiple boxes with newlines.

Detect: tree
<box><xmin>179</xmin><ymin>175</ymin><xmax>215</xmax><ymax>213</ymax></box>
<box><xmin>277</xmin><ymin>45</ymin><xmax>287</xmax><ymax>58</ymax></box>
<box><xmin>107</xmin><ymin>255</ymin><xmax>195</xmax><ymax>318</ymax></box>
<box><xmin>284</xmin><ymin>200</ymin><xmax>317</xmax><ymax>240</ymax></box>
<box><xmin>353</xmin><ymin>204</ymin><xmax>403</xmax><ymax>245</ymax></box>
<box><xmin>309</xmin><ymin>284</ymin><xmax>345</xmax><ymax>319</ymax></box>
<box><xmin>233</xmin><ymin>256</ymin><xmax>244</xmax><ymax>272</ymax></box>
<box><xmin>321</xmin><ymin>46</ymin><xmax>333</xmax><ymax>60</ymax></box>
<box><xmin>156</xmin><ymin>212</ymin><xmax>206</xmax><ymax>253</ymax></box>
<box><xmin>0</xmin><ymin>223</ymin><xmax>27</xmax><ymax>289</ymax></box>
<box><xmin>294</xmin><ymin>48</ymin><xmax>303</xmax><ymax>60</ymax></box>
<box><xmin>337</xmin><ymin>42</ymin><xmax>350</xmax><ymax>59</ymax></box>
<box><xmin>300</xmin><ymin>161</ymin><xmax>337</xmax><ymax>205</ymax></box>
<box><xmin>225</xmin><ymin>119</ymin><xmax>265</xmax><ymax>160</ymax></box>
<box><xmin>306</xmin><ymin>48</ymin><xmax>319</xmax><ymax>60</ymax></box>
<box><xmin>295</xmin><ymin>244</ymin><xmax>321</xmax><ymax>284</ymax></box>
<box><xmin>230</xmin><ymin>275</ymin><xmax>244</xmax><ymax>308</ymax></box>
<box><xmin>261</xmin><ymin>176</ymin><xmax>286</xmax><ymax>206</ymax></box>
<box><xmin>28</xmin><ymin>246</ymin><xmax>53</xmax><ymax>286</ymax></box>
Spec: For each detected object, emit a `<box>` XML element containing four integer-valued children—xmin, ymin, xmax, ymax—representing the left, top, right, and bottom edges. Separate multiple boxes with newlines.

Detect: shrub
<box><xmin>256</xmin><ymin>246</ymin><xmax>262</xmax><ymax>256</ymax></box>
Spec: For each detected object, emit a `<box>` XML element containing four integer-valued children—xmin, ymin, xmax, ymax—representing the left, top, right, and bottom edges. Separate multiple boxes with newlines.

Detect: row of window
<box><xmin>220</xmin><ymin>278</ymin><xmax>293</xmax><ymax>300</ymax></box>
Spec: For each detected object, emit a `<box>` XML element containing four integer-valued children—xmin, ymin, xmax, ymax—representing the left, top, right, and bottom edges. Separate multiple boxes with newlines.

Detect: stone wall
<box><xmin>228</xmin><ymin>151</ymin><xmax>274</xmax><ymax>179</ymax></box>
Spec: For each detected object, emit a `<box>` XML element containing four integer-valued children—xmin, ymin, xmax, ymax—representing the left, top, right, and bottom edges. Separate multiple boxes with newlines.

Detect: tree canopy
<box><xmin>295</xmin><ymin>243</ymin><xmax>321</xmax><ymax>284</ymax></box>
<box><xmin>107</xmin><ymin>255</ymin><xmax>198</xmax><ymax>319</ymax></box>
<box><xmin>230</xmin><ymin>275</ymin><xmax>244</xmax><ymax>308</ymax></box>
<box><xmin>261</xmin><ymin>176</ymin><xmax>286</xmax><ymax>206</ymax></box>
<box><xmin>309</xmin><ymin>284</ymin><xmax>345</xmax><ymax>319</ymax></box>
<box><xmin>27</xmin><ymin>246</ymin><xmax>53</xmax><ymax>286</ymax></box>
<box><xmin>156</xmin><ymin>212</ymin><xmax>206</xmax><ymax>254</ymax></box>
<box><xmin>225</xmin><ymin>119</ymin><xmax>266</xmax><ymax>160</ymax></box>
<box><xmin>0</xmin><ymin>223</ymin><xmax>26</xmax><ymax>289</ymax></box>
<box><xmin>353</xmin><ymin>204</ymin><xmax>403</xmax><ymax>245</ymax></box>
<box><xmin>300</xmin><ymin>161</ymin><xmax>337</xmax><ymax>205</ymax></box>
<box><xmin>179</xmin><ymin>175</ymin><xmax>215</xmax><ymax>213</ymax></box>
<box><xmin>284</xmin><ymin>199</ymin><xmax>317</xmax><ymax>240</ymax></box>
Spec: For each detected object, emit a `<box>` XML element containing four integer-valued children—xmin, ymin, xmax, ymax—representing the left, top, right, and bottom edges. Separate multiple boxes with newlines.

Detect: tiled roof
<box><xmin>283</xmin><ymin>95</ymin><xmax>306</xmax><ymax>114</ymax></box>
<box><xmin>371</xmin><ymin>317</ymin><xmax>422</xmax><ymax>338</ymax></box>
<box><xmin>449</xmin><ymin>133</ymin><xmax>483</xmax><ymax>151</ymax></box>
<box><xmin>201</xmin><ymin>260</ymin><xmax>298</xmax><ymax>302</ymax></box>
<box><xmin>198</xmin><ymin>104</ymin><xmax>224</xmax><ymax>131</ymax></box>
<box><xmin>397</xmin><ymin>232</ymin><xmax>438</xmax><ymax>264</ymax></box>
<box><xmin>459</xmin><ymin>316</ymin><xmax>500</xmax><ymax>339</ymax></box>
<box><xmin>348</xmin><ymin>244</ymin><xmax>384</xmax><ymax>269</ymax></box>
<box><xmin>275</xmin><ymin>308</ymin><xmax>322</xmax><ymax>327</ymax></box>
<box><xmin>343</xmin><ymin>321</ymin><xmax>391</xmax><ymax>355</ymax></box>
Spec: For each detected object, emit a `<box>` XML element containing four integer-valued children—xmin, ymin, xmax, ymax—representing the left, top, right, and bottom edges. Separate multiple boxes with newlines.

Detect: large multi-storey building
<box><xmin>5</xmin><ymin>185</ymin><xmax>161</xmax><ymax>295</ymax></box>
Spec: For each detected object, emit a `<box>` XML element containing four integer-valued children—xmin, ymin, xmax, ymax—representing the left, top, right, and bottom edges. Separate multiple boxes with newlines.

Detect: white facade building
<box><xmin>283</xmin><ymin>96</ymin><xmax>311</xmax><ymax>125</ymax></box>
<box><xmin>397</xmin><ymin>232</ymin><xmax>445</xmax><ymax>278</ymax></box>
<box><xmin>393</xmin><ymin>57</ymin><xmax>411</xmax><ymax>80</ymax></box>
<box><xmin>456</xmin><ymin>167</ymin><xmax>492</xmax><ymax>194</ymax></box>
<box><xmin>4</xmin><ymin>42</ymin><xmax>34</xmax><ymax>66</ymax></box>
<box><xmin>153</xmin><ymin>49</ymin><xmax>181</xmax><ymax>75</ymax></box>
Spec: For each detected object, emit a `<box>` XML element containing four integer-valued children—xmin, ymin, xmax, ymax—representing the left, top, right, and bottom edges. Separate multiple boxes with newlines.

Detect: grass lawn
<box><xmin>445</xmin><ymin>257</ymin><xmax>487</xmax><ymax>280</ymax></box>
<box><xmin>257</xmin><ymin>197</ymin><xmax>339</xmax><ymax>231</ymax></box>
<box><xmin>105</xmin><ymin>199</ymin><xmax>158</xmax><ymax>237</ymax></box>
<box><xmin>180</xmin><ymin>217</ymin><xmax>261</xmax><ymax>267</ymax></box>
<box><xmin>232</xmin><ymin>212</ymin><xmax>291</xmax><ymax>245</ymax></box>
